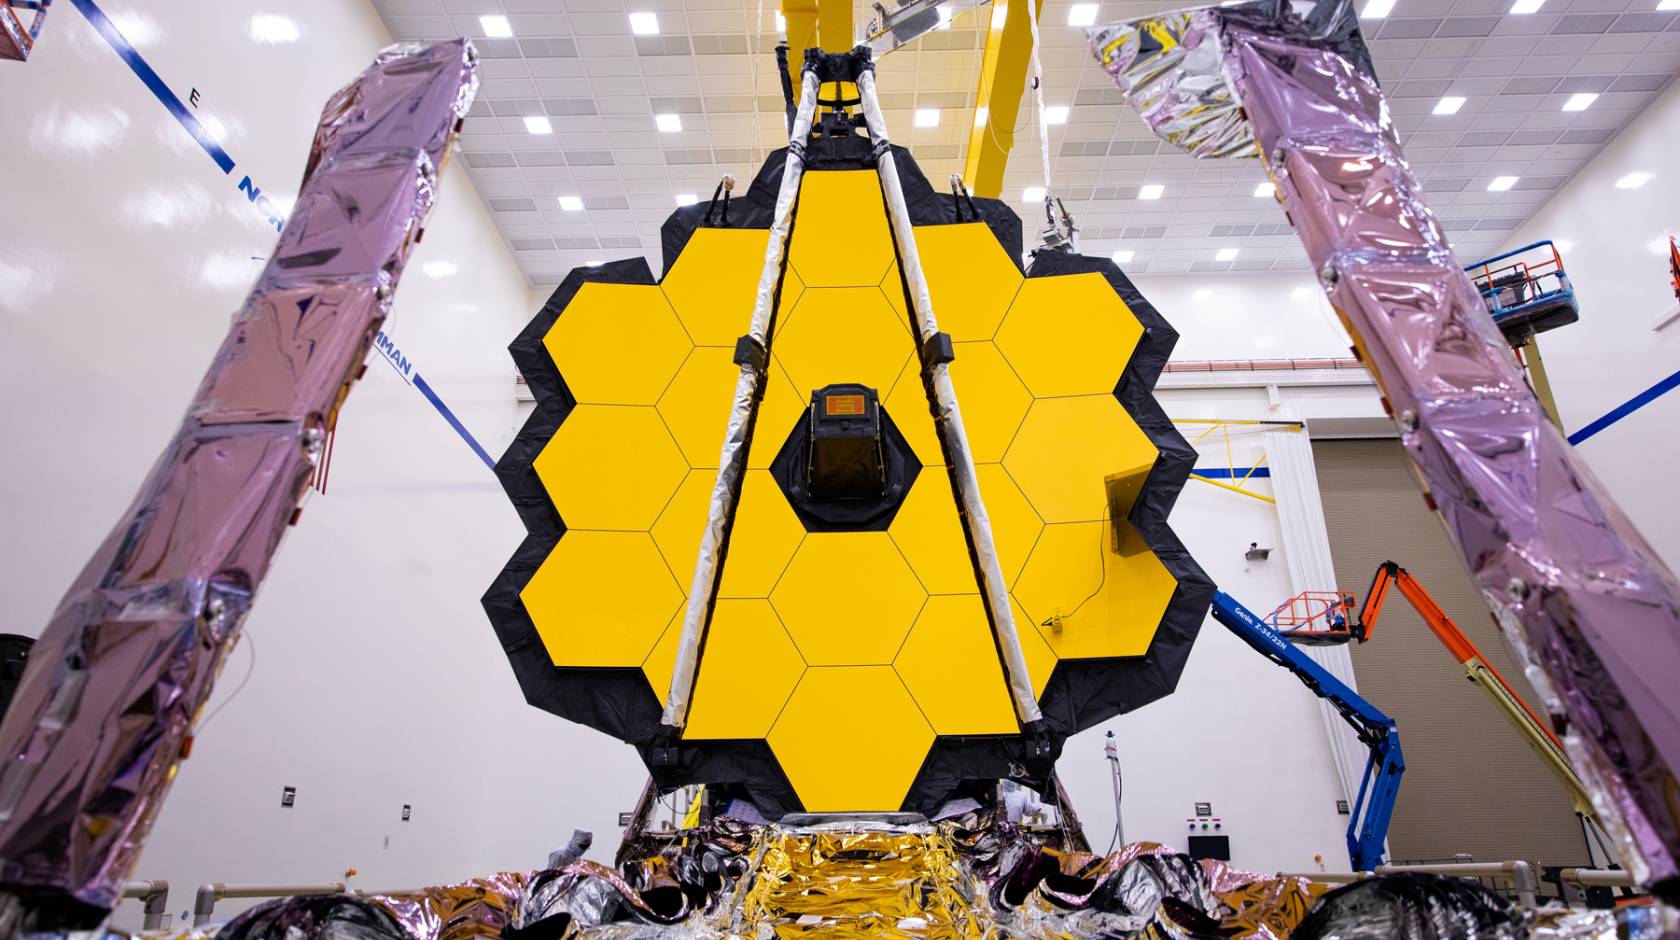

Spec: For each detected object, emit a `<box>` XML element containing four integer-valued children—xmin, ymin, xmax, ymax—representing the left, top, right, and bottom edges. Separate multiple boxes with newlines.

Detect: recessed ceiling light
<box><xmin>1562</xmin><ymin>92</ymin><xmax>1597</xmax><ymax>111</ymax></box>
<box><xmin>250</xmin><ymin>14</ymin><xmax>300</xmax><ymax>43</ymax></box>
<box><xmin>479</xmin><ymin>14</ymin><xmax>512</xmax><ymax>37</ymax></box>
<box><xmin>655</xmin><ymin>113</ymin><xmax>682</xmax><ymax>132</ymax></box>
<box><xmin>1112</xmin><ymin>249</ymin><xmax>1135</xmax><ymax>263</ymax></box>
<box><xmin>1660</xmin><ymin>0</ymin><xmax>1680</xmax><ymax>10</ymax></box>
<box><xmin>524</xmin><ymin>115</ymin><xmax>553</xmax><ymax>134</ymax></box>
<box><xmin>675</xmin><ymin>193</ymin><xmax>699</xmax><ymax>206</ymax></box>
<box><xmin>915</xmin><ymin>108</ymin><xmax>941</xmax><ymax>127</ymax></box>
<box><xmin>1043</xmin><ymin>105</ymin><xmax>1069</xmax><ymax>125</ymax></box>
<box><xmin>937</xmin><ymin>6</ymin><xmax>953</xmax><ymax>28</ymax></box>
<box><xmin>1615</xmin><ymin>171</ymin><xmax>1654</xmax><ymax>189</ymax></box>
<box><xmin>1362</xmin><ymin>0</ymin><xmax>1396</xmax><ymax>18</ymax></box>
<box><xmin>974</xmin><ymin>107</ymin><xmax>989</xmax><ymax>128</ymax></box>
<box><xmin>629</xmin><ymin>11</ymin><xmax>660</xmax><ymax>34</ymax></box>
<box><xmin>1215</xmin><ymin>247</ymin><xmax>1239</xmax><ymax>261</ymax></box>
<box><xmin>1509</xmin><ymin>0</ymin><xmax>1543</xmax><ymax>12</ymax></box>
<box><xmin>1138</xmin><ymin>183</ymin><xmax>1164</xmax><ymax>199</ymax></box>
<box><xmin>992</xmin><ymin>4</ymin><xmax>1008</xmax><ymax>29</ymax></box>
<box><xmin>558</xmin><ymin>196</ymin><xmax>584</xmax><ymax>211</ymax></box>
<box><xmin>422</xmin><ymin>261</ymin><xmax>458</xmax><ymax>278</ymax></box>
<box><xmin>1022</xmin><ymin>186</ymin><xmax>1046</xmax><ymax>202</ymax></box>
<box><xmin>1487</xmin><ymin>175</ymin><xmax>1519</xmax><ymax>191</ymax></box>
<box><xmin>1433</xmin><ymin>95</ymin><xmax>1465</xmax><ymax>115</ymax></box>
<box><xmin>1253</xmin><ymin>181</ymin><xmax>1275</xmax><ymax>197</ymax></box>
<box><xmin>775</xmin><ymin>11</ymin><xmax>786</xmax><ymax>31</ymax></box>
<box><xmin>1068</xmin><ymin>3</ymin><xmax>1099</xmax><ymax>26</ymax></box>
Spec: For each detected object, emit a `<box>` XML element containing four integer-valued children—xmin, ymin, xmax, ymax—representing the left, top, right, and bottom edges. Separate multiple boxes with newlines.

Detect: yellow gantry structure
<box><xmin>498</xmin><ymin>147</ymin><xmax>1204</xmax><ymax>814</ymax></box>
<box><xmin>963</xmin><ymin>0</ymin><xmax>1044</xmax><ymax>198</ymax></box>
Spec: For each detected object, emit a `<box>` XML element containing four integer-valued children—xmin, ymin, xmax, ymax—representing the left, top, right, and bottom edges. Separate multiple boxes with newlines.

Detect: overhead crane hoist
<box><xmin>1274</xmin><ymin>560</ymin><xmax>1621</xmax><ymax>866</ymax></box>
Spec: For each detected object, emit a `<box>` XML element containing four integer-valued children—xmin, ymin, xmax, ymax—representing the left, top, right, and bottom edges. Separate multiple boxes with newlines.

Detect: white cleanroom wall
<box><xmin>0</xmin><ymin>0</ymin><xmax>642</xmax><ymax>928</ymax></box>
<box><xmin>1501</xmin><ymin>77</ymin><xmax>1680</xmax><ymax>571</ymax></box>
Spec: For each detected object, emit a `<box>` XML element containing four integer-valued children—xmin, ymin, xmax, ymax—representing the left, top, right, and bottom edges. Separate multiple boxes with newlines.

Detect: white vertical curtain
<box><xmin>1264</xmin><ymin>427</ymin><xmax>1369</xmax><ymax>810</ymax></box>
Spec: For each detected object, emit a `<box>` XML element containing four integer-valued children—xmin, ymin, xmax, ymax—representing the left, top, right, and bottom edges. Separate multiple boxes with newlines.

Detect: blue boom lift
<box><xmin>1210</xmin><ymin>591</ymin><xmax>1404</xmax><ymax>872</ymax></box>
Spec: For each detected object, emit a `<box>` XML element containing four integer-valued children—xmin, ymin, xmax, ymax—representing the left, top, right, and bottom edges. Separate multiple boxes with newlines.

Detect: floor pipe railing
<box><xmin>120</xmin><ymin>880</ymin><xmax>170</xmax><ymax>931</ymax></box>
<box><xmin>192</xmin><ymin>882</ymin><xmax>347</xmax><ymax>927</ymax></box>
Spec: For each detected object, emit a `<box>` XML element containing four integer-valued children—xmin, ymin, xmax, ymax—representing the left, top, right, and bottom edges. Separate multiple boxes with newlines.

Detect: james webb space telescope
<box><xmin>486</xmin><ymin>48</ymin><xmax>1212</xmax><ymax>819</ymax></box>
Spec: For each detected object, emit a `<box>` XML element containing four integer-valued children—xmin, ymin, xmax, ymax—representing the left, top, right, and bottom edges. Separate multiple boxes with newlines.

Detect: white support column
<box><xmin>1264</xmin><ymin>427</ymin><xmax>1368</xmax><ymax>811</ymax></box>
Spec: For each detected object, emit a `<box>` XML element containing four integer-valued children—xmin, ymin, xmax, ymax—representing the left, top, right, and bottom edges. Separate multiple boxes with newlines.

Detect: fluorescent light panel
<box><xmin>1253</xmin><ymin>181</ymin><xmax>1275</xmax><ymax>197</ymax></box>
<box><xmin>1362</xmin><ymin>0</ymin><xmax>1396</xmax><ymax>18</ymax></box>
<box><xmin>915</xmin><ymin>108</ymin><xmax>941</xmax><ymax>127</ymax></box>
<box><xmin>629</xmin><ymin>11</ymin><xmax>660</xmax><ymax>34</ymax></box>
<box><xmin>1022</xmin><ymin>186</ymin><xmax>1045</xmax><ymax>202</ymax></box>
<box><xmin>1215</xmin><ymin>247</ymin><xmax>1239</xmax><ymax>261</ymax></box>
<box><xmin>675</xmin><ymin>193</ymin><xmax>698</xmax><ymax>206</ymax></box>
<box><xmin>1509</xmin><ymin>0</ymin><xmax>1543</xmax><ymax>12</ymax></box>
<box><xmin>1433</xmin><ymin>95</ymin><xmax>1465</xmax><ymax>115</ymax></box>
<box><xmin>1487</xmin><ymin>175</ymin><xmax>1519</xmax><ymax>191</ymax></box>
<box><xmin>1068</xmin><ymin>3</ymin><xmax>1098</xmax><ymax>25</ymax></box>
<box><xmin>1138</xmin><ymin>183</ymin><xmax>1164</xmax><ymax>199</ymax></box>
<box><xmin>479</xmin><ymin>14</ymin><xmax>512</xmax><ymax>37</ymax></box>
<box><xmin>1043</xmin><ymin>105</ymin><xmax>1069</xmax><ymax>124</ymax></box>
<box><xmin>558</xmin><ymin>196</ymin><xmax>584</xmax><ymax>211</ymax></box>
<box><xmin>655</xmin><ymin>113</ymin><xmax>682</xmax><ymax>132</ymax></box>
<box><xmin>1112</xmin><ymin>249</ymin><xmax>1134</xmax><ymax>263</ymax></box>
<box><xmin>523</xmin><ymin>115</ymin><xmax>553</xmax><ymax>134</ymax></box>
<box><xmin>1562</xmin><ymin>92</ymin><xmax>1597</xmax><ymax>111</ymax></box>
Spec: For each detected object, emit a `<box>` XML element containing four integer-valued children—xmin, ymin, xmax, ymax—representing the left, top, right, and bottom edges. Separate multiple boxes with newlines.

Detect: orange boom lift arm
<box><xmin>1356</xmin><ymin>561</ymin><xmax>1617</xmax><ymax>864</ymax></box>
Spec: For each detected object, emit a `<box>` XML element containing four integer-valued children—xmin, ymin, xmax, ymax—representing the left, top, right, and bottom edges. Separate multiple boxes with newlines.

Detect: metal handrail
<box><xmin>121</xmin><ymin>880</ymin><xmax>170</xmax><ymax>931</ymax></box>
<box><xmin>1376</xmin><ymin>860</ymin><xmax>1540</xmax><ymax>907</ymax></box>
<box><xmin>1280</xmin><ymin>860</ymin><xmax>1542</xmax><ymax>907</ymax></box>
<box><xmin>1557</xmin><ymin>867</ymin><xmax>1636</xmax><ymax>888</ymax></box>
<box><xmin>192</xmin><ymin>882</ymin><xmax>347</xmax><ymax>927</ymax></box>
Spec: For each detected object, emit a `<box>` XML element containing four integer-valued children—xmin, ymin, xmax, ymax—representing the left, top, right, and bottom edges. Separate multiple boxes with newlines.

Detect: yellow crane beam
<box><xmin>782</xmin><ymin>0</ymin><xmax>855</xmax><ymax>109</ymax></box>
<box><xmin>962</xmin><ymin>0</ymin><xmax>1044</xmax><ymax>199</ymax></box>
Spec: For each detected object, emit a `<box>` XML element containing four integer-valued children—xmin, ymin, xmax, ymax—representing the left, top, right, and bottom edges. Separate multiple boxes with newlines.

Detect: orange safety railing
<box><xmin>1265</xmin><ymin>591</ymin><xmax>1357</xmax><ymax>642</ymax></box>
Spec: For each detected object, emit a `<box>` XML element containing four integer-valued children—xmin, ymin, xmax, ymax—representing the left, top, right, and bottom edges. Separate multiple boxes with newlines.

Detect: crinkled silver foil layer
<box><xmin>0</xmin><ymin>39</ymin><xmax>478</xmax><ymax>919</ymax></box>
<box><xmin>1095</xmin><ymin>0</ymin><xmax>1680</xmax><ymax>901</ymax></box>
<box><xmin>1086</xmin><ymin>10</ymin><xmax>1255</xmax><ymax>159</ymax></box>
<box><xmin>197</xmin><ymin>818</ymin><xmax>1346</xmax><ymax>940</ymax></box>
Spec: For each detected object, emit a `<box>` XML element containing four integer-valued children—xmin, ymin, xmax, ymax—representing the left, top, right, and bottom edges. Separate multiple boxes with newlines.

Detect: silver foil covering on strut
<box><xmin>1088</xmin><ymin>0</ymin><xmax>1680</xmax><ymax>902</ymax></box>
<box><xmin>855</xmin><ymin>66</ymin><xmax>1043</xmax><ymax>724</ymax></box>
<box><xmin>661</xmin><ymin>69</ymin><xmax>821</xmax><ymax>729</ymax></box>
<box><xmin>0</xmin><ymin>40</ymin><xmax>479</xmax><ymax>920</ymax></box>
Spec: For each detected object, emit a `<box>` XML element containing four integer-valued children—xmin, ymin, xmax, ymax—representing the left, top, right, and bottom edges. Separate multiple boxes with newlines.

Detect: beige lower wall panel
<box><xmin>1313</xmin><ymin>439</ymin><xmax>1588</xmax><ymax>866</ymax></box>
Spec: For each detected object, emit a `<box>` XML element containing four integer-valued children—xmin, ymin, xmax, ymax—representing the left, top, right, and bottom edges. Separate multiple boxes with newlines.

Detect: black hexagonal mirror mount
<box><xmin>769</xmin><ymin>383</ymin><xmax>921</xmax><ymax>531</ymax></box>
